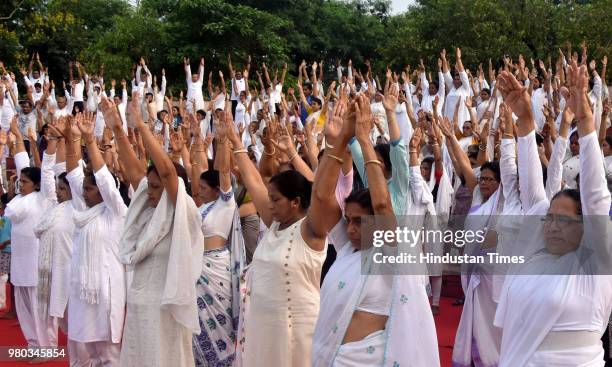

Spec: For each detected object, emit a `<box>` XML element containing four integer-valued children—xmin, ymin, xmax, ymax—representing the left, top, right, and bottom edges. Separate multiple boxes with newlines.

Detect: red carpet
<box><xmin>0</xmin><ymin>284</ymin><xmax>462</xmax><ymax>366</ymax></box>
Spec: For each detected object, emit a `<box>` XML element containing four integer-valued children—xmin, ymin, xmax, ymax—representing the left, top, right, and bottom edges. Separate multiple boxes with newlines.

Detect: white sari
<box><xmin>312</xmin><ymin>219</ymin><xmax>440</xmax><ymax>367</ymax></box>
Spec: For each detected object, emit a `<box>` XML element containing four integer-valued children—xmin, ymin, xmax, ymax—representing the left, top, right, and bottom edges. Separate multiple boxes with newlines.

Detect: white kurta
<box><xmin>6</xmin><ymin>152</ymin><xmax>53</xmax><ymax>286</ymax></box>
<box><xmin>66</xmin><ymin>165</ymin><xmax>126</xmax><ymax>343</ymax></box>
<box><xmin>36</xmin><ymin>153</ymin><xmax>75</xmax><ymax>318</ymax></box>
<box><xmin>119</xmin><ymin>178</ymin><xmax>203</xmax><ymax>366</ymax></box>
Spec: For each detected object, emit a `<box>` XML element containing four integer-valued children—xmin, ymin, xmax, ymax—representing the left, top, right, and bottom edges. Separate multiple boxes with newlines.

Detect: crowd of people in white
<box><xmin>0</xmin><ymin>43</ymin><xmax>610</xmax><ymax>367</ymax></box>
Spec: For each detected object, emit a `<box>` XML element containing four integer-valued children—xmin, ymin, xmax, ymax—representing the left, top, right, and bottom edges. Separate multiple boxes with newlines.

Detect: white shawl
<box><xmin>34</xmin><ymin>200</ymin><xmax>69</xmax><ymax>315</ymax></box>
<box><xmin>73</xmin><ymin>202</ymin><xmax>106</xmax><ymax>304</ymax></box>
<box><xmin>119</xmin><ymin>177</ymin><xmax>203</xmax><ymax>333</ymax></box>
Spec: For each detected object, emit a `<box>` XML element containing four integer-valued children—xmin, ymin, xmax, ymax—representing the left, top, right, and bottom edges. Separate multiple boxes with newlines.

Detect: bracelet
<box><xmin>72</xmin><ymin>138</ymin><xmax>81</xmax><ymax>143</ymax></box>
<box><xmin>327</xmin><ymin>154</ymin><xmax>344</xmax><ymax>164</ymax></box>
<box><xmin>409</xmin><ymin>150</ymin><xmax>418</xmax><ymax>154</ymax></box>
<box><xmin>263</xmin><ymin>147</ymin><xmax>276</xmax><ymax>156</ymax></box>
<box><xmin>65</xmin><ymin>153</ymin><xmax>77</xmax><ymax>157</ymax></box>
<box><xmin>478</xmin><ymin>144</ymin><xmax>486</xmax><ymax>151</ymax></box>
<box><xmin>502</xmin><ymin>134</ymin><xmax>514</xmax><ymax>139</ymax></box>
<box><xmin>47</xmin><ymin>137</ymin><xmax>59</xmax><ymax>141</ymax></box>
<box><xmin>325</xmin><ymin>141</ymin><xmax>335</xmax><ymax>149</ymax></box>
<box><xmin>233</xmin><ymin>149</ymin><xmax>249</xmax><ymax>155</ymax></box>
<box><xmin>191</xmin><ymin>162</ymin><xmax>199</xmax><ymax>166</ymax></box>
<box><xmin>288</xmin><ymin>152</ymin><xmax>299</xmax><ymax>162</ymax></box>
<box><xmin>194</xmin><ymin>149</ymin><xmax>206</xmax><ymax>152</ymax></box>
<box><xmin>365</xmin><ymin>159</ymin><xmax>383</xmax><ymax>167</ymax></box>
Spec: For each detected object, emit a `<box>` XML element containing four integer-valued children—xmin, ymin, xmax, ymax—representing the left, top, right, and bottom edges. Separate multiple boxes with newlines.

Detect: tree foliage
<box><xmin>0</xmin><ymin>0</ymin><xmax>609</xmax><ymax>91</ymax></box>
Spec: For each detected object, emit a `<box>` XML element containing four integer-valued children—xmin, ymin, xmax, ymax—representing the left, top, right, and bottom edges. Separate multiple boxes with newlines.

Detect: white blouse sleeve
<box><xmin>66</xmin><ymin>165</ymin><xmax>86</xmax><ymax>211</ymax></box>
<box><xmin>93</xmin><ymin>165</ymin><xmax>127</xmax><ymax>218</ymax></box>
<box><xmin>499</xmin><ymin>139</ymin><xmax>520</xmax><ymax>208</ymax></box>
<box><xmin>41</xmin><ymin>153</ymin><xmax>57</xmax><ymax>203</ymax></box>
<box><xmin>578</xmin><ymin>131</ymin><xmax>611</xmax><ymax>215</ymax></box>
<box><xmin>517</xmin><ymin>130</ymin><xmax>547</xmax><ymax>213</ymax></box>
<box><xmin>545</xmin><ymin>136</ymin><xmax>568</xmax><ymax>201</ymax></box>
<box><xmin>14</xmin><ymin>151</ymin><xmax>30</xmax><ymax>179</ymax></box>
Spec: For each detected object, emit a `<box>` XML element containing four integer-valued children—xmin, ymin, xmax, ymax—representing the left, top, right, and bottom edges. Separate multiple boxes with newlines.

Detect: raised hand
<box><xmin>99</xmin><ymin>95</ymin><xmax>122</xmax><ymax>131</ymax></box>
<box><xmin>566</xmin><ymin>60</ymin><xmax>592</xmax><ymax>122</ymax></box>
<box><xmin>76</xmin><ymin>111</ymin><xmax>96</xmax><ymax>141</ymax></box>
<box><xmin>438</xmin><ymin>116</ymin><xmax>454</xmax><ymax>137</ymax></box>
<box><xmin>496</xmin><ymin>71</ymin><xmax>533</xmax><ymax>120</ymax></box>
<box><xmin>383</xmin><ymin>81</ymin><xmax>399</xmax><ymax>111</ymax></box>
<box><xmin>354</xmin><ymin>94</ymin><xmax>373</xmax><ymax>141</ymax></box>
<box><xmin>325</xmin><ymin>98</ymin><xmax>346</xmax><ymax>145</ymax></box>
<box><xmin>409</xmin><ymin>127</ymin><xmax>423</xmax><ymax>151</ymax></box>
<box><xmin>272</xmin><ymin>124</ymin><xmax>296</xmax><ymax>156</ymax></box>
<box><xmin>169</xmin><ymin>129</ymin><xmax>184</xmax><ymax>153</ymax></box>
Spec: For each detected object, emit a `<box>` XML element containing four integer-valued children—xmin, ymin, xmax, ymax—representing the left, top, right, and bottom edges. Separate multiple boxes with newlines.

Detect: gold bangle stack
<box><xmin>233</xmin><ymin>149</ymin><xmax>249</xmax><ymax>155</ymax></box>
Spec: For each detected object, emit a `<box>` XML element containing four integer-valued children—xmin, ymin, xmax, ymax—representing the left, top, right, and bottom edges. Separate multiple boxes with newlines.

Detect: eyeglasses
<box><xmin>478</xmin><ymin>176</ymin><xmax>497</xmax><ymax>183</ymax></box>
<box><xmin>540</xmin><ymin>214</ymin><xmax>583</xmax><ymax>225</ymax></box>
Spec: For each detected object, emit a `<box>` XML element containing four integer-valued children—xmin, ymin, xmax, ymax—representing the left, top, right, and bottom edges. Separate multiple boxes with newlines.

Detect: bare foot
<box><xmin>431</xmin><ymin>305</ymin><xmax>440</xmax><ymax>316</ymax></box>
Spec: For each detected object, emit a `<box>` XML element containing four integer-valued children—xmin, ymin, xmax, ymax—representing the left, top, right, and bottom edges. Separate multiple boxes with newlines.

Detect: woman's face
<box><xmin>19</xmin><ymin>174</ymin><xmax>37</xmax><ymax>196</ymax></box>
<box><xmin>344</xmin><ymin>202</ymin><xmax>371</xmax><ymax>248</ymax></box>
<box><xmin>199</xmin><ymin>180</ymin><xmax>219</xmax><ymax>204</ymax></box>
<box><xmin>56</xmin><ymin>180</ymin><xmax>72</xmax><ymax>203</ymax></box>
<box><xmin>267</xmin><ymin>183</ymin><xmax>298</xmax><ymax>223</ymax></box>
<box><xmin>544</xmin><ymin>195</ymin><xmax>582</xmax><ymax>255</ymax></box>
<box><xmin>146</xmin><ymin>171</ymin><xmax>164</xmax><ymax>208</ymax></box>
<box><xmin>453</xmin><ymin>74</ymin><xmax>462</xmax><ymax>89</ymax></box>
<box><xmin>569</xmin><ymin>134</ymin><xmax>580</xmax><ymax>156</ymax></box>
<box><xmin>462</xmin><ymin>122</ymin><xmax>473</xmax><ymax>137</ymax></box>
<box><xmin>82</xmin><ymin>177</ymin><xmax>103</xmax><ymax>208</ymax></box>
<box><xmin>420</xmin><ymin>161</ymin><xmax>432</xmax><ymax>182</ymax></box>
<box><xmin>478</xmin><ymin>168</ymin><xmax>499</xmax><ymax>201</ymax></box>
<box><xmin>602</xmin><ymin>139</ymin><xmax>611</xmax><ymax>156</ymax></box>
<box><xmin>240</xmin><ymin>91</ymin><xmax>246</xmax><ymax>102</ymax></box>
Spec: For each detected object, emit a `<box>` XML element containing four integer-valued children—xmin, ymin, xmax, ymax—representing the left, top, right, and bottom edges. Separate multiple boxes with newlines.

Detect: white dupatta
<box><xmin>73</xmin><ymin>202</ymin><xmax>106</xmax><ymax>304</ymax></box>
<box><xmin>119</xmin><ymin>177</ymin><xmax>204</xmax><ymax>333</ymax></box>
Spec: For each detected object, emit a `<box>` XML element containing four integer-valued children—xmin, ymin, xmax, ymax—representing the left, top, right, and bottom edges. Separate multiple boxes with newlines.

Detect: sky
<box><xmin>390</xmin><ymin>0</ymin><xmax>415</xmax><ymax>14</ymax></box>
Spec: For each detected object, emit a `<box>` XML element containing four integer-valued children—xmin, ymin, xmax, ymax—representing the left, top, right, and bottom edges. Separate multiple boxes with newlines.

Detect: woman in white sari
<box><xmin>438</xmin><ymin>115</ymin><xmax>504</xmax><ymax>367</ymax></box>
<box><xmin>494</xmin><ymin>63</ymin><xmax>612</xmax><ymax>366</ymax></box>
<box><xmin>98</xmin><ymin>94</ymin><xmax>204</xmax><ymax>366</ymax></box>
<box><xmin>63</xmin><ymin>111</ymin><xmax>127</xmax><ymax>366</ymax></box>
<box><xmin>5</xmin><ymin>117</ymin><xmax>57</xmax><ymax>351</ymax></box>
<box><xmin>189</xmin><ymin>107</ymin><xmax>245</xmax><ymax>367</ymax></box>
<box><xmin>312</xmin><ymin>94</ymin><xmax>439</xmax><ymax>367</ymax></box>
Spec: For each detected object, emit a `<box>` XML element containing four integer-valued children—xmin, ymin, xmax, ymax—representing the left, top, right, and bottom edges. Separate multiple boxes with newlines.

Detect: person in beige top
<box><xmin>223</xmin><ymin>101</ymin><xmax>344</xmax><ymax>366</ymax></box>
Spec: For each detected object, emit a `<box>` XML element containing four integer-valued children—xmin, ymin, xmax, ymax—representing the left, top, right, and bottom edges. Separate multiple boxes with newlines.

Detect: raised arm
<box><xmin>438</xmin><ymin>116</ymin><xmax>477</xmax><ymax>192</ymax></box>
<box><xmin>100</xmin><ymin>95</ymin><xmax>144</xmax><ymax>190</ymax></box>
<box><xmin>304</xmin><ymin>96</ymin><xmax>352</xmax><ymax>250</ymax></box>
<box><xmin>355</xmin><ymin>94</ymin><xmax>394</xmax><ymax>216</ymax></box>
<box><xmin>224</xmin><ymin>107</ymin><xmax>273</xmax><ymax>226</ymax></box>
<box><xmin>497</xmin><ymin>71</ymin><xmax>546</xmax><ymax>212</ymax></box>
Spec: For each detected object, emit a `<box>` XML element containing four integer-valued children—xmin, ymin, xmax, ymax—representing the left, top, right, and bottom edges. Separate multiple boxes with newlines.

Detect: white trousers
<box><xmin>71</xmin><ymin>340</ymin><xmax>120</xmax><ymax>367</ymax></box>
<box><xmin>59</xmin><ymin>309</ymin><xmax>90</xmax><ymax>367</ymax></box>
<box><xmin>14</xmin><ymin>286</ymin><xmax>58</xmax><ymax>347</ymax></box>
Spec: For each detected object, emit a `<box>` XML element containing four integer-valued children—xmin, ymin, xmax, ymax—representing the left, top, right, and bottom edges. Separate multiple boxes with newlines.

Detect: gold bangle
<box><xmin>409</xmin><ymin>150</ymin><xmax>418</xmax><ymax>154</ymax></box>
<box><xmin>194</xmin><ymin>149</ymin><xmax>206</xmax><ymax>152</ymax></box>
<box><xmin>72</xmin><ymin>138</ymin><xmax>81</xmax><ymax>143</ymax></box>
<box><xmin>65</xmin><ymin>153</ymin><xmax>77</xmax><ymax>157</ymax></box>
<box><xmin>502</xmin><ymin>134</ymin><xmax>514</xmax><ymax>139</ymax></box>
<box><xmin>263</xmin><ymin>147</ymin><xmax>276</xmax><ymax>156</ymax></box>
<box><xmin>288</xmin><ymin>152</ymin><xmax>299</xmax><ymax>162</ymax></box>
<box><xmin>191</xmin><ymin>162</ymin><xmax>199</xmax><ymax>166</ymax></box>
<box><xmin>325</xmin><ymin>142</ymin><xmax>335</xmax><ymax>149</ymax></box>
<box><xmin>327</xmin><ymin>154</ymin><xmax>344</xmax><ymax>164</ymax></box>
<box><xmin>478</xmin><ymin>145</ymin><xmax>486</xmax><ymax>151</ymax></box>
<box><xmin>233</xmin><ymin>149</ymin><xmax>249</xmax><ymax>155</ymax></box>
<box><xmin>365</xmin><ymin>159</ymin><xmax>383</xmax><ymax>167</ymax></box>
